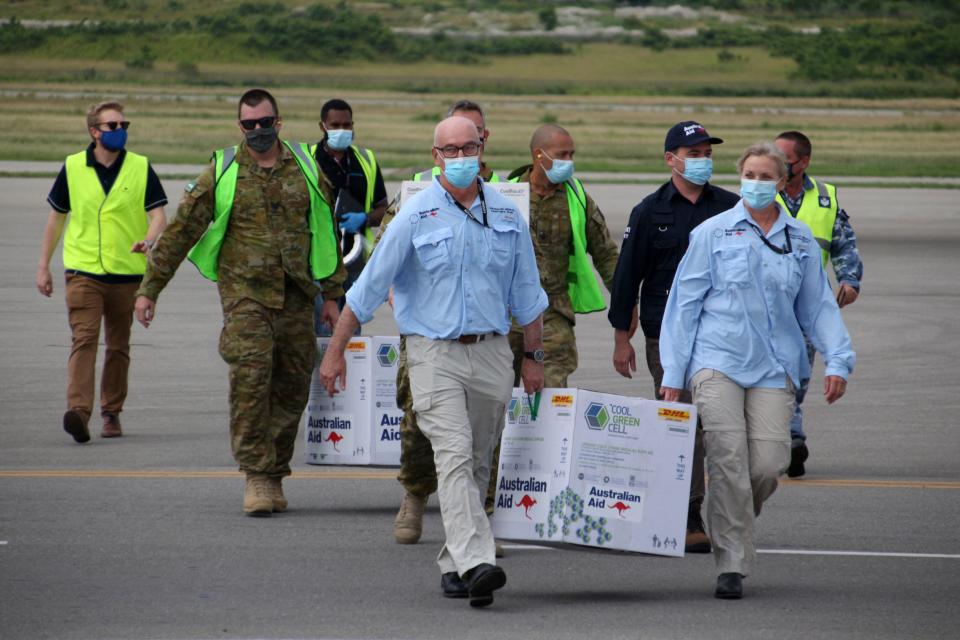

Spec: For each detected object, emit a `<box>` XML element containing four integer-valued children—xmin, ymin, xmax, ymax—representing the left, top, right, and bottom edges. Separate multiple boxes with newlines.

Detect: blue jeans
<box><xmin>790</xmin><ymin>337</ymin><xmax>818</xmax><ymax>441</ymax></box>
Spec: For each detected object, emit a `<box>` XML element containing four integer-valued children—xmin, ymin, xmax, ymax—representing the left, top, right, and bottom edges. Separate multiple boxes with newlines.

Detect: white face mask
<box><xmin>325</xmin><ymin>128</ymin><xmax>353</xmax><ymax>150</ymax></box>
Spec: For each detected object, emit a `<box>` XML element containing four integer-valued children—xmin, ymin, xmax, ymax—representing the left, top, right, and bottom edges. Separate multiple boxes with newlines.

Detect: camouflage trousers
<box><xmin>218</xmin><ymin>285</ymin><xmax>315</xmax><ymax>478</ymax></box>
<box><xmin>397</xmin><ymin>315</ymin><xmax>579</xmax><ymax>509</ymax></box>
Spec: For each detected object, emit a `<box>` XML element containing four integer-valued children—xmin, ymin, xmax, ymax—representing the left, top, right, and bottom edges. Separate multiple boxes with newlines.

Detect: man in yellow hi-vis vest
<box><xmin>775</xmin><ymin>130</ymin><xmax>863</xmax><ymax>478</ymax></box>
<box><xmin>36</xmin><ymin>100</ymin><xmax>167</xmax><ymax>444</ymax></box>
<box><xmin>134</xmin><ymin>89</ymin><xmax>346</xmax><ymax>516</ymax></box>
<box><xmin>312</xmin><ymin>98</ymin><xmax>388</xmax><ymax>335</ymax></box>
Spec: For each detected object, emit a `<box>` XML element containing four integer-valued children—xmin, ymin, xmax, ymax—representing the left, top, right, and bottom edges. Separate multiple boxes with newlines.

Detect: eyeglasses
<box><xmin>239</xmin><ymin>116</ymin><xmax>277</xmax><ymax>131</ymax></box>
<box><xmin>434</xmin><ymin>142</ymin><xmax>480</xmax><ymax>158</ymax></box>
<box><xmin>97</xmin><ymin>121</ymin><xmax>130</xmax><ymax>131</ymax></box>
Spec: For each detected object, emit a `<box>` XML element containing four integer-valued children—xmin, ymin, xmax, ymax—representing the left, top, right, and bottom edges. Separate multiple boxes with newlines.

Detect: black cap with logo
<box><xmin>664</xmin><ymin>121</ymin><xmax>724</xmax><ymax>152</ymax></box>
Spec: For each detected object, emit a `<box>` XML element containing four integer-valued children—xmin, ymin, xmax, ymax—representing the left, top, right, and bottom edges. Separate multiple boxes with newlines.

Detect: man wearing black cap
<box><xmin>607</xmin><ymin>121</ymin><xmax>739</xmax><ymax>553</ymax></box>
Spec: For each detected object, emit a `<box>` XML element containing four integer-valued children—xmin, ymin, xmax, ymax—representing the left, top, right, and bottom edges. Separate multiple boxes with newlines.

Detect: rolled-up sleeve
<box><xmin>659</xmin><ymin>229</ymin><xmax>713</xmax><ymax>389</ymax></box>
<box><xmin>795</xmin><ymin>242</ymin><xmax>856</xmax><ymax>380</ymax></box>
<box><xmin>345</xmin><ymin>213</ymin><xmax>411</xmax><ymax>324</ymax></box>
<box><xmin>509</xmin><ymin>223</ymin><xmax>548</xmax><ymax>326</ymax></box>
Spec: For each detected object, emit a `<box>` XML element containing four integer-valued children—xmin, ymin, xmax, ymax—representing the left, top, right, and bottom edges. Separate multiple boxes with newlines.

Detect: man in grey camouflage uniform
<box><xmin>776</xmin><ymin>131</ymin><xmax>863</xmax><ymax>477</ymax></box>
<box><xmin>135</xmin><ymin>89</ymin><xmax>345</xmax><ymax>515</ymax></box>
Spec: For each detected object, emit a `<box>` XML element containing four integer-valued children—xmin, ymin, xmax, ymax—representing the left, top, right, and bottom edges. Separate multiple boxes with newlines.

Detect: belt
<box><xmin>454</xmin><ymin>333</ymin><xmax>494</xmax><ymax>345</ymax></box>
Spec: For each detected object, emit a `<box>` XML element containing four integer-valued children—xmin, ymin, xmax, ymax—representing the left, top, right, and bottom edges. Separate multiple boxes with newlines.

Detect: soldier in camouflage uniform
<box><xmin>775</xmin><ymin>131</ymin><xmax>863</xmax><ymax>478</ymax></box>
<box><xmin>381</xmin><ymin>101</ymin><xmax>503</xmax><ymax>545</ymax></box>
<box><xmin>135</xmin><ymin>89</ymin><xmax>346</xmax><ymax>516</ymax></box>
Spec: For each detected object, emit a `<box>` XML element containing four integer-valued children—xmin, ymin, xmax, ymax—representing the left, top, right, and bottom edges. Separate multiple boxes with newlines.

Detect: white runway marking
<box><xmin>502</xmin><ymin>544</ymin><xmax>960</xmax><ymax>559</ymax></box>
<box><xmin>759</xmin><ymin>548</ymin><xmax>960</xmax><ymax>559</ymax></box>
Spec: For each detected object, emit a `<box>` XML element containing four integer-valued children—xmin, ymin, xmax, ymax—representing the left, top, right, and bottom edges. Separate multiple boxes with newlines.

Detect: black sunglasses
<box><xmin>97</xmin><ymin>121</ymin><xmax>130</xmax><ymax>131</ymax></box>
<box><xmin>239</xmin><ymin>116</ymin><xmax>277</xmax><ymax>131</ymax></box>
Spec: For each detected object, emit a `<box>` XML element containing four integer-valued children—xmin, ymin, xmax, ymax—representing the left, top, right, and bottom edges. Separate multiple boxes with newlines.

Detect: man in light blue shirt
<box><xmin>659</xmin><ymin>201</ymin><xmax>855</xmax><ymax>393</ymax></box>
<box><xmin>320</xmin><ymin>116</ymin><xmax>547</xmax><ymax>609</ymax></box>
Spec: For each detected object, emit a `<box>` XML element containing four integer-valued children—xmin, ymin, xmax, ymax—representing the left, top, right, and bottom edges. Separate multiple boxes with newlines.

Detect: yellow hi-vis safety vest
<box><xmin>776</xmin><ymin>176</ymin><xmax>837</xmax><ymax>267</ymax></box>
<box><xmin>509</xmin><ymin>176</ymin><xmax>606</xmax><ymax>314</ymax></box>
<box><xmin>309</xmin><ymin>143</ymin><xmax>380</xmax><ymax>257</ymax></box>
<box><xmin>187</xmin><ymin>141</ymin><xmax>338</xmax><ymax>282</ymax></box>
<box><xmin>63</xmin><ymin>150</ymin><xmax>149</xmax><ymax>275</ymax></box>
<box><xmin>413</xmin><ymin>165</ymin><xmax>502</xmax><ymax>183</ymax></box>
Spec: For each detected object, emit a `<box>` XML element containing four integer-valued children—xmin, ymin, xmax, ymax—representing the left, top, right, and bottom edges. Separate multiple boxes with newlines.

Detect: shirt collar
<box><xmin>430</xmin><ymin>177</ymin><xmax>481</xmax><ymax>210</ymax></box>
<box><xmin>662</xmin><ymin>177</ymin><xmax>716</xmax><ymax>204</ymax></box>
<box><xmin>727</xmin><ymin>199</ymin><xmax>802</xmax><ymax>236</ymax></box>
<box><xmin>85</xmin><ymin>142</ymin><xmax>126</xmax><ymax>169</ymax></box>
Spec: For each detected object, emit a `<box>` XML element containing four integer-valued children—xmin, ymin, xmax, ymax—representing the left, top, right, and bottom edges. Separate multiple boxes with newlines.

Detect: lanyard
<box><xmin>526</xmin><ymin>391</ymin><xmax>541</xmax><ymax>421</ymax></box>
<box><xmin>747</xmin><ymin>221</ymin><xmax>793</xmax><ymax>255</ymax></box>
<box><xmin>451</xmin><ymin>179</ymin><xmax>488</xmax><ymax>227</ymax></box>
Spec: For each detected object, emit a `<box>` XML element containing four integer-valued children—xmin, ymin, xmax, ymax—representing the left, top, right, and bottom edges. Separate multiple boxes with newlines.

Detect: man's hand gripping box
<box><xmin>303</xmin><ymin>337</ymin><xmax>402</xmax><ymax>466</ymax></box>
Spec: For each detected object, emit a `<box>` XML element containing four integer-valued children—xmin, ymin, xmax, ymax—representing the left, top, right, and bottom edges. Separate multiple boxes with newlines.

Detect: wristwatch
<box><xmin>524</xmin><ymin>349</ymin><xmax>546</xmax><ymax>363</ymax></box>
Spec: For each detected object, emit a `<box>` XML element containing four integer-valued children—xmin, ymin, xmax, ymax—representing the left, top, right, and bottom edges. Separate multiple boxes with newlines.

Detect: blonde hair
<box><xmin>736</xmin><ymin>140</ymin><xmax>787</xmax><ymax>178</ymax></box>
<box><xmin>86</xmin><ymin>101</ymin><xmax>124</xmax><ymax>130</ymax></box>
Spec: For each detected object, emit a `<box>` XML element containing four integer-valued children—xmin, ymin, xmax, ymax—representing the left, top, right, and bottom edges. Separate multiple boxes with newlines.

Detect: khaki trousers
<box><xmin>64</xmin><ymin>273</ymin><xmax>139</xmax><ymax>418</ymax></box>
<box><xmin>690</xmin><ymin>368</ymin><xmax>794</xmax><ymax>577</ymax></box>
<box><xmin>406</xmin><ymin>334</ymin><xmax>513</xmax><ymax>576</ymax></box>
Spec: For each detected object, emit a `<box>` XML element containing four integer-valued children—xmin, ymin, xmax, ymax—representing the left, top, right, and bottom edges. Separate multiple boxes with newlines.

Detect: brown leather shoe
<box><xmin>685</xmin><ymin>530</ymin><xmax>712</xmax><ymax>554</ymax></box>
<box><xmin>63</xmin><ymin>408</ymin><xmax>90</xmax><ymax>444</ymax></box>
<box><xmin>101</xmin><ymin>412</ymin><xmax>123</xmax><ymax>438</ymax></box>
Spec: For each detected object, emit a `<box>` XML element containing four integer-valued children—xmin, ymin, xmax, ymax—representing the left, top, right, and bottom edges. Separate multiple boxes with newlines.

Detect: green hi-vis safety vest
<box><xmin>63</xmin><ymin>150</ymin><xmax>149</xmax><ymax>275</ymax></box>
<box><xmin>776</xmin><ymin>177</ymin><xmax>837</xmax><ymax>267</ymax></box>
<box><xmin>187</xmin><ymin>141</ymin><xmax>338</xmax><ymax>282</ymax></box>
<box><xmin>309</xmin><ymin>143</ymin><xmax>380</xmax><ymax>257</ymax></box>
<box><xmin>510</xmin><ymin>176</ymin><xmax>606</xmax><ymax>314</ymax></box>
<box><xmin>413</xmin><ymin>165</ymin><xmax>502</xmax><ymax>183</ymax></box>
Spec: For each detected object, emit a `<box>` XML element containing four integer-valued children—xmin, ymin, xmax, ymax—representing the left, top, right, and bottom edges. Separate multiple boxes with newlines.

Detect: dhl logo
<box><xmin>658</xmin><ymin>408</ymin><xmax>690</xmax><ymax>422</ymax></box>
<box><xmin>346</xmin><ymin>341</ymin><xmax>365</xmax><ymax>351</ymax></box>
<box><xmin>551</xmin><ymin>394</ymin><xmax>574</xmax><ymax>407</ymax></box>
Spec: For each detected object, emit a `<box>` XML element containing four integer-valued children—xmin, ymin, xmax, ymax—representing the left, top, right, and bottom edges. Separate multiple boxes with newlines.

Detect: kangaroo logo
<box><xmin>609</xmin><ymin>501</ymin><xmax>631</xmax><ymax>518</ymax></box>
<box><xmin>325</xmin><ymin>431</ymin><xmax>343</xmax><ymax>452</ymax></box>
<box><xmin>516</xmin><ymin>494</ymin><xmax>537</xmax><ymax>519</ymax></box>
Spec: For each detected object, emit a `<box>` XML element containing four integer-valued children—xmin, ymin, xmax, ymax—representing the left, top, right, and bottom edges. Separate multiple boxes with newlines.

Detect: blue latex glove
<box><xmin>339</xmin><ymin>212</ymin><xmax>367</xmax><ymax>234</ymax></box>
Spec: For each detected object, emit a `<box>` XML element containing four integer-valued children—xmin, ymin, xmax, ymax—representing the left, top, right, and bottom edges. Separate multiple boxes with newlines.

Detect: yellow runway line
<box><xmin>0</xmin><ymin>470</ymin><xmax>957</xmax><ymax>489</ymax></box>
<box><xmin>0</xmin><ymin>469</ymin><xmax>396</xmax><ymax>480</ymax></box>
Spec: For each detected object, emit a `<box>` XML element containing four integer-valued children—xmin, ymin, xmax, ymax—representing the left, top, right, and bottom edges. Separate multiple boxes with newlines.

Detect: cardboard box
<box><xmin>491</xmin><ymin>388</ymin><xmax>697</xmax><ymax>557</ymax></box>
<box><xmin>303</xmin><ymin>337</ymin><xmax>402</xmax><ymax>467</ymax></box>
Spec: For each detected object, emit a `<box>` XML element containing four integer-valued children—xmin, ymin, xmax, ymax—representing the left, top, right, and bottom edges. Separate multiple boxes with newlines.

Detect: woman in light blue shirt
<box><xmin>659</xmin><ymin>141</ymin><xmax>855</xmax><ymax>600</ymax></box>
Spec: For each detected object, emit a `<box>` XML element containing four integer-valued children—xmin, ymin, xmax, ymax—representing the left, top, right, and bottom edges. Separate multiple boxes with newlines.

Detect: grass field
<box><xmin>3</xmin><ymin>72</ymin><xmax>959</xmax><ymax>177</ymax></box>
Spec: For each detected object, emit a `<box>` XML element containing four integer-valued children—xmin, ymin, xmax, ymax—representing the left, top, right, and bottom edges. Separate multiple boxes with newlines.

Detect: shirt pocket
<box><xmin>781</xmin><ymin>249</ymin><xmax>809</xmax><ymax>297</ymax></box>
<box><xmin>482</xmin><ymin>221</ymin><xmax>518</xmax><ymax>270</ymax></box>
<box><xmin>715</xmin><ymin>246</ymin><xmax>752</xmax><ymax>288</ymax></box>
<box><xmin>412</xmin><ymin>226</ymin><xmax>454</xmax><ymax>273</ymax></box>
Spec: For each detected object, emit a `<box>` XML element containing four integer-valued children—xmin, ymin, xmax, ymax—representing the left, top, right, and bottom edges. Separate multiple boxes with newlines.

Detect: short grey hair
<box><xmin>445</xmin><ymin>99</ymin><xmax>485</xmax><ymax>125</ymax></box>
<box><xmin>736</xmin><ymin>140</ymin><xmax>788</xmax><ymax>178</ymax></box>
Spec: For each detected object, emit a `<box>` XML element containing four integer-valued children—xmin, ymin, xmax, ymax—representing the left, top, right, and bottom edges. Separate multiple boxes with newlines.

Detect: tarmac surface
<box><xmin>1</xmin><ymin>176</ymin><xmax>959</xmax><ymax>640</ymax></box>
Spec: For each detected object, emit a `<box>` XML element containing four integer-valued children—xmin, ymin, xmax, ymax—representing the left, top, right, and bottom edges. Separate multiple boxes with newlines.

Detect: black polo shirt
<box><xmin>608</xmin><ymin>179</ymin><xmax>740</xmax><ymax>338</ymax></box>
<box><xmin>314</xmin><ymin>141</ymin><xmax>387</xmax><ymax>215</ymax></box>
<box><xmin>47</xmin><ymin>143</ymin><xmax>168</xmax><ymax>283</ymax></box>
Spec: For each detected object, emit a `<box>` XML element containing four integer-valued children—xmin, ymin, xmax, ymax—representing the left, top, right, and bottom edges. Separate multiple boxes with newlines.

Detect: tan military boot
<box><xmin>243</xmin><ymin>473</ymin><xmax>273</xmax><ymax>517</ymax></box>
<box><xmin>268</xmin><ymin>476</ymin><xmax>288</xmax><ymax>513</ymax></box>
<box><xmin>393</xmin><ymin>491</ymin><xmax>426</xmax><ymax>544</ymax></box>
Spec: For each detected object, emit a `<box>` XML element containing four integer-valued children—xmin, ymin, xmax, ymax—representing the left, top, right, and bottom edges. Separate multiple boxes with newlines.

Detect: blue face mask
<box><xmin>675</xmin><ymin>155</ymin><xmax>712</xmax><ymax>185</ymax></box>
<box><xmin>100</xmin><ymin>128</ymin><xmax>127</xmax><ymax>152</ymax></box>
<box><xmin>740</xmin><ymin>178</ymin><xmax>779</xmax><ymax>210</ymax></box>
<box><xmin>443</xmin><ymin>156</ymin><xmax>480</xmax><ymax>189</ymax></box>
<box><xmin>541</xmin><ymin>150</ymin><xmax>574</xmax><ymax>184</ymax></box>
<box><xmin>325</xmin><ymin>129</ymin><xmax>353</xmax><ymax>151</ymax></box>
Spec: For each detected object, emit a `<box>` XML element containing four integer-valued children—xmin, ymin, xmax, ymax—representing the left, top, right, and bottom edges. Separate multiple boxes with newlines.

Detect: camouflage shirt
<box><xmin>138</xmin><ymin>142</ymin><xmax>346</xmax><ymax>310</ymax></box>
<box><xmin>510</xmin><ymin>166</ymin><xmax>619</xmax><ymax>324</ymax></box>
<box><xmin>782</xmin><ymin>173</ymin><xmax>864</xmax><ymax>291</ymax></box>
